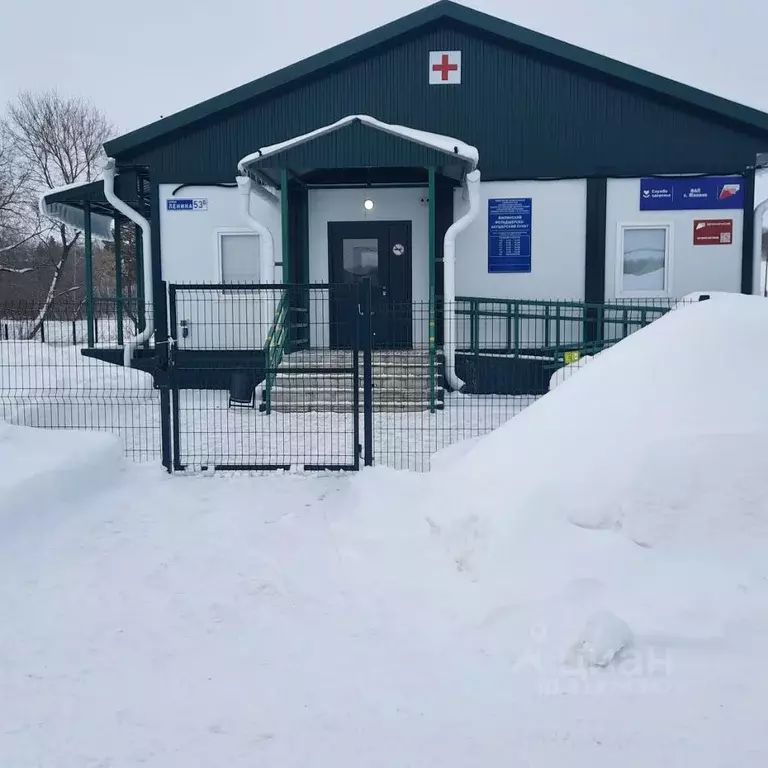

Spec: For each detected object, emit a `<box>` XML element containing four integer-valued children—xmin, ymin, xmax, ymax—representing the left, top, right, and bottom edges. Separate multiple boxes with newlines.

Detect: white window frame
<box><xmin>215</xmin><ymin>229</ymin><xmax>261</xmax><ymax>288</ymax></box>
<box><xmin>615</xmin><ymin>222</ymin><xmax>674</xmax><ymax>298</ymax></box>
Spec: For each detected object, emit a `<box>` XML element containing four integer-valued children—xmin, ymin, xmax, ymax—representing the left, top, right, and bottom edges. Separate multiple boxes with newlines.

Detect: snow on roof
<box><xmin>39</xmin><ymin>180</ymin><xmax>114</xmax><ymax>240</ymax></box>
<box><xmin>237</xmin><ymin>115</ymin><xmax>479</xmax><ymax>174</ymax></box>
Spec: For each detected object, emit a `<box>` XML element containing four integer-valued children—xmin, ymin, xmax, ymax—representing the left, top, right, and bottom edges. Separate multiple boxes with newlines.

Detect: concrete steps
<box><xmin>265</xmin><ymin>349</ymin><xmax>443</xmax><ymax>413</ymax></box>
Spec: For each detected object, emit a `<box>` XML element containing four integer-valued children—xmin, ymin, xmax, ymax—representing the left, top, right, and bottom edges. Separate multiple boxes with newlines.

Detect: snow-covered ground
<box><xmin>2</xmin><ymin>293</ymin><xmax>768</xmax><ymax>766</ymax></box>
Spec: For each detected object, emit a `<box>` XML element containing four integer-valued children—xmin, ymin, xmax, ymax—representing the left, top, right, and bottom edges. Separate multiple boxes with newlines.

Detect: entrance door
<box><xmin>328</xmin><ymin>221</ymin><xmax>412</xmax><ymax>349</ymax></box>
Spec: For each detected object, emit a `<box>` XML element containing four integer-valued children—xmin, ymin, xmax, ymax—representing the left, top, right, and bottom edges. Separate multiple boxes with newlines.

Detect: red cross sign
<box><xmin>429</xmin><ymin>51</ymin><xmax>462</xmax><ymax>85</ymax></box>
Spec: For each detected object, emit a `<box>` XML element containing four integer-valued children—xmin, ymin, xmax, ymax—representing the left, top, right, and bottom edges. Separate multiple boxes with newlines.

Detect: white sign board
<box><xmin>429</xmin><ymin>51</ymin><xmax>461</xmax><ymax>85</ymax></box>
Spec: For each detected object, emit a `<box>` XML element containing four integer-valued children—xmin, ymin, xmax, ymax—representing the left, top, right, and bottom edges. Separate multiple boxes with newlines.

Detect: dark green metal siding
<box><xmin>254</xmin><ymin>122</ymin><xmax>460</xmax><ymax>175</ymax></box>
<box><xmin>118</xmin><ymin>22</ymin><xmax>767</xmax><ymax>180</ymax></box>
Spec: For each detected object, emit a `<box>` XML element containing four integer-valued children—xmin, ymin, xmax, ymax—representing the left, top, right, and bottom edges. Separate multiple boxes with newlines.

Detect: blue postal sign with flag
<box><xmin>640</xmin><ymin>177</ymin><xmax>744</xmax><ymax>211</ymax></box>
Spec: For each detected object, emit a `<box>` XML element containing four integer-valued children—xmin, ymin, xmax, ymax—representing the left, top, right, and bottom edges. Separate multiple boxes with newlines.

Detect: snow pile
<box><xmin>424</xmin><ymin>293</ymin><xmax>768</xmax><ymax>677</ymax></box>
<box><xmin>0</xmin><ymin>419</ymin><xmax>126</xmax><ymax>523</ymax></box>
<box><xmin>452</xmin><ymin>294</ymin><xmax>768</xmax><ymax>551</ymax></box>
<box><xmin>565</xmin><ymin>611</ymin><xmax>634</xmax><ymax>668</ymax></box>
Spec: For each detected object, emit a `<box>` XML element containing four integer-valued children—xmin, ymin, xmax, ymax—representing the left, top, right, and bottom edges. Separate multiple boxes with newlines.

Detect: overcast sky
<box><xmin>1</xmin><ymin>0</ymin><xmax>766</xmax><ymax>196</ymax></box>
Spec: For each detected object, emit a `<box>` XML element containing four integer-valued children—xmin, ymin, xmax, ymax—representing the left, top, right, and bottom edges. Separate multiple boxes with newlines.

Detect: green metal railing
<box><xmin>456</xmin><ymin>296</ymin><xmax>675</xmax><ymax>364</ymax></box>
<box><xmin>262</xmin><ymin>291</ymin><xmax>290</xmax><ymax>414</ymax></box>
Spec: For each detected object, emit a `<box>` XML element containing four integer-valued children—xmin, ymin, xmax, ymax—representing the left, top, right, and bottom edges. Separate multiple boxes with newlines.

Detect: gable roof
<box><xmin>105</xmin><ymin>0</ymin><xmax>768</xmax><ymax>158</ymax></box>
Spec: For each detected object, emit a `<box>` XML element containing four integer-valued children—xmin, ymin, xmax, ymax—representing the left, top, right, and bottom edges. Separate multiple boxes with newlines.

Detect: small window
<box><xmin>617</xmin><ymin>224</ymin><xmax>672</xmax><ymax>296</ymax></box>
<box><xmin>219</xmin><ymin>232</ymin><xmax>260</xmax><ymax>284</ymax></box>
<box><xmin>342</xmin><ymin>238</ymin><xmax>379</xmax><ymax>284</ymax></box>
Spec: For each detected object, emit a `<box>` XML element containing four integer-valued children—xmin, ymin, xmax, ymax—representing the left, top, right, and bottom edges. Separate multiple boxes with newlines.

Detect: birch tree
<box><xmin>3</xmin><ymin>91</ymin><xmax>113</xmax><ymax>336</ymax></box>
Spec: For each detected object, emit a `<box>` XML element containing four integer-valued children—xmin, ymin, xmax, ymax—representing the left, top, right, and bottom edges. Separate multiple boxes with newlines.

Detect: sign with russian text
<box><xmin>693</xmin><ymin>219</ymin><xmax>733</xmax><ymax>246</ymax></box>
<box><xmin>167</xmin><ymin>198</ymin><xmax>208</xmax><ymax>211</ymax></box>
<box><xmin>640</xmin><ymin>177</ymin><xmax>744</xmax><ymax>211</ymax></box>
<box><xmin>488</xmin><ymin>198</ymin><xmax>532</xmax><ymax>273</ymax></box>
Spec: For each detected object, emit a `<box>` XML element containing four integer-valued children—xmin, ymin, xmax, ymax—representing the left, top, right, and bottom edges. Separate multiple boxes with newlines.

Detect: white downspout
<box><xmin>443</xmin><ymin>169</ymin><xmax>481</xmax><ymax>391</ymax></box>
<box><xmin>102</xmin><ymin>159</ymin><xmax>153</xmax><ymax>368</ymax></box>
<box><xmin>236</xmin><ymin>175</ymin><xmax>275</xmax><ymax>284</ymax></box>
<box><xmin>754</xmin><ymin>197</ymin><xmax>768</xmax><ymax>296</ymax></box>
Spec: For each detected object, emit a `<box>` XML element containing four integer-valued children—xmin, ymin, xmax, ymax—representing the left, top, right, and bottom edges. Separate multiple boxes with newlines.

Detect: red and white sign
<box><xmin>693</xmin><ymin>219</ymin><xmax>733</xmax><ymax>246</ymax></box>
<box><xmin>429</xmin><ymin>51</ymin><xmax>461</xmax><ymax>85</ymax></box>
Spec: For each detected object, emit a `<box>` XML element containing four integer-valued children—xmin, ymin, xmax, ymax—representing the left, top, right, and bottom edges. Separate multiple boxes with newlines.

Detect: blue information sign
<box><xmin>640</xmin><ymin>177</ymin><xmax>744</xmax><ymax>211</ymax></box>
<box><xmin>166</xmin><ymin>198</ymin><xmax>208</xmax><ymax>211</ymax></box>
<box><xmin>488</xmin><ymin>198</ymin><xmax>532</xmax><ymax>273</ymax></box>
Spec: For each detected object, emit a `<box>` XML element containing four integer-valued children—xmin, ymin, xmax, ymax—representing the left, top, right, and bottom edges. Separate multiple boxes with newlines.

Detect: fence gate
<box><xmin>168</xmin><ymin>283</ymin><xmax>366</xmax><ymax>471</ymax></box>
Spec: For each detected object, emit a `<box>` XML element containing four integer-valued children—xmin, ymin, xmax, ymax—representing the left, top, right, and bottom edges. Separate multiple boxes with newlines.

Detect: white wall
<box><xmin>308</xmin><ymin>186</ymin><xmax>429</xmax><ymax>346</ymax></box>
<box><xmin>604</xmin><ymin>178</ymin><xmax>744</xmax><ymax>301</ymax></box>
<box><xmin>454</xmin><ymin>180</ymin><xmax>587</xmax><ymax>301</ymax></box>
<box><xmin>159</xmin><ymin>184</ymin><xmax>282</xmax><ymax>283</ymax></box>
<box><xmin>159</xmin><ymin>184</ymin><xmax>282</xmax><ymax>349</ymax></box>
<box><xmin>453</xmin><ymin>179</ymin><xmax>587</xmax><ymax>350</ymax></box>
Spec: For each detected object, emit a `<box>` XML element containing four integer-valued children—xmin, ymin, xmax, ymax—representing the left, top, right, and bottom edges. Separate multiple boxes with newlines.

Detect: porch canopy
<box><xmin>39</xmin><ymin>173</ymin><xmax>150</xmax><ymax>349</ymax></box>
<box><xmin>40</xmin><ymin>180</ymin><xmax>116</xmax><ymax>240</ymax></box>
<box><xmin>237</xmin><ymin>114</ymin><xmax>478</xmax><ymax>187</ymax></box>
<box><xmin>236</xmin><ymin>115</ymin><xmax>481</xmax><ymax>393</ymax></box>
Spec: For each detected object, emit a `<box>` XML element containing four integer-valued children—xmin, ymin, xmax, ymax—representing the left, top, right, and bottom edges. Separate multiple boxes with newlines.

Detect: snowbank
<box><xmin>0</xmin><ymin>420</ymin><xmax>126</xmax><ymax>519</ymax></box>
<box><xmin>453</xmin><ymin>295</ymin><xmax>768</xmax><ymax>547</ymax></box>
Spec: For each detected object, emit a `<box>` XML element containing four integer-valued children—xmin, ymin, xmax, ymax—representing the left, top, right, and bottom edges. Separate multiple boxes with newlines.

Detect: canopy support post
<box><xmin>84</xmin><ymin>201</ymin><xmax>95</xmax><ymax>348</ymax></box>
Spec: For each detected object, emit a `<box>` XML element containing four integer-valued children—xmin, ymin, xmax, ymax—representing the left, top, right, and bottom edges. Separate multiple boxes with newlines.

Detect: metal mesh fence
<box><xmin>169</xmin><ymin>284</ymin><xmax>360</xmax><ymax>471</ymax></box>
<box><xmin>1</xmin><ymin>287</ymin><xmax>683</xmax><ymax>472</ymax></box>
<box><xmin>0</xmin><ymin>299</ymin><xmax>160</xmax><ymax>461</ymax></box>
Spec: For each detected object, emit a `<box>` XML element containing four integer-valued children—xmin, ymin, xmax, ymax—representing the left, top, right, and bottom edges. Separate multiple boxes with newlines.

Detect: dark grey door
<box><xmin>328</xmin><ymin>221</ymin><xmax>412</xmax><ymax>349</ymax></box>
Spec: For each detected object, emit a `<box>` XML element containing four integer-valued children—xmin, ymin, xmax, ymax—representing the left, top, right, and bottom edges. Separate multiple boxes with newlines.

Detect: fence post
<box><xmin>94</xmin><ymin>314</ymin><xmax>99</xmax><ymax>344</ymax></box>
<box><xmin>40</xmin><ymin>321</ymin><xmax>45</xmax><ymax>343</ymax></box>
<box><xmin>72</xmin><ymin>319</ymin><xmax>77</xmax><ymax>345</ymax></box>
<box><xmin>361</xmin><ymin>278</ymin><xmax>374</xmax><ymax>467</ymax></box>
<box><xmin>154</xmin><ymin>278</ymin><xmax>173</xmax><ymax>474</ymax></box>
<box><xmin>168</xmin><ymin>285</ymin><xmax>182</xmax><ymax>472</ymax></box>
<box><xmin>352</xmin><ymin>283</ymin><xmax>361</xmax><ymax>471</ymax></box>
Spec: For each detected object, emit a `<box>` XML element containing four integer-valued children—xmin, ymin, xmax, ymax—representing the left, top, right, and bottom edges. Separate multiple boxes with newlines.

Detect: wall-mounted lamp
<box><xmin>363</xmin><ymin>198</ymin><xmax>375</xmax><ymax>211</ymax></box>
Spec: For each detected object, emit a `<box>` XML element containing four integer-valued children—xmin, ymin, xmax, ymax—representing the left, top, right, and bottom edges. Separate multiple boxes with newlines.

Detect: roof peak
<box><xmin>105</xmin><ymin>1</ymin><xmax>768</xmax><ymax>158</ymax></box>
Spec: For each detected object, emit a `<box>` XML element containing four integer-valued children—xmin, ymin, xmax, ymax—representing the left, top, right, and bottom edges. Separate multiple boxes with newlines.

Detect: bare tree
<box><xmin>0</xmin><ymin>122</ymin><xmax>36</xmax><ymax>264</ymax></box>
<box><xmin>3</xmin><ymin>90</ymin><xmax>113</xmax><ymax>336</ymax></box>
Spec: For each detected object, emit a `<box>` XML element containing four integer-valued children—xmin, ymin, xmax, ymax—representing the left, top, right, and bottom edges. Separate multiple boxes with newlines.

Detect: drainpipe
<box><xmin>443</xmin><ymin>169</ymin><xmax>481</xmax><ymax>391</ymax></box>
<box><xmin>236</xmin><ymin>175</ymin><xmax>275</xmax><ymax>284</ymax></box>
<box><xmin>102</xmin><ymin>159</ymin><xmax>153</xmax><ymax>367</ymax></box>
<box><xmin>755</xmin><ymin>197</ymin><xmax>768</xmax><ymax>295</ymax></box>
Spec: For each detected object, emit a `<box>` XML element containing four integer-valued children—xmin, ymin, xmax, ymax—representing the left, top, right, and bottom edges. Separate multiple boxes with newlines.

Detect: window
<box><xmin>342</xmin><ymin>238</ymin><xmax>379</xmax><ymax>284</ymax></box>
<box><xmin>218</xmin><ymin>232</ymin><xmax>260</xmax><ymax>284</ymax></box>
<box><xmin>617</xmin><ymin>224</ymin><xmax>672</xmax><ymax>296</ymax></box>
